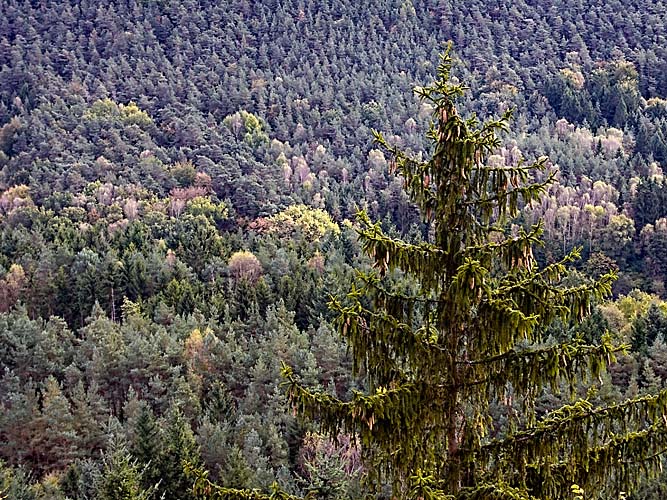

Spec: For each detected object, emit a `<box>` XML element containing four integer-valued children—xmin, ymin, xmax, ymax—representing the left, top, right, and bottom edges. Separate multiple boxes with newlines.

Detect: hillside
<box><xmin>2</xmin><ymin>1</ymin><xmax>667</xmax><ymax>498</ymax></box>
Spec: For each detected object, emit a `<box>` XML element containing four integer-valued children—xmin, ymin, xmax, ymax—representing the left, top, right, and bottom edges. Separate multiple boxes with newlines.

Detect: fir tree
<box><xmin>282</xmin><ymin>49</ymin><xmax>667</xmax><ymax>499</ymax></box>
<box><xmin>155</xmin><ymin>406</ymin><xmax>201</xmax><ymax>500</ymax></box>
<box><xmin>96</xmin><ymin>435</ymin><xmax>153</xmax><ymax>500</ymax></box>
<box><xmin>32</xmin><ymin>377</ymin><xmax>78</xmax><ymax>474</ymax></box>
<box><xmin>130</xmin><ymin>404</ymin><xmax>162</xmax><ymax>495</ymax></box>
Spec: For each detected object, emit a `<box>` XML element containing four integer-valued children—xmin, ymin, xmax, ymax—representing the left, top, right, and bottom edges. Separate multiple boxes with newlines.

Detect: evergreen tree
<box><xmin>631</xmin><ymin>304</ymin><xmax>667</xmax><ymax>358</ymax></box>
<box><xmin>155</xmin><ymin>406</ymin><xmax>201</xmax><ymax>500</ymax></box>
<box><xmin>283</xmin><ymin>50</ymin><xmax>667</xmax><ymax>499</ymax></box>
<box><xmin>70</xmin><ymin>381</ymin><xmax>108</xmax><ymax>461</ymax></box>
<box><xmin>32</xmin><ymin>377</ymin><xmax>78</xmax><ymax>475</ymax></box>
<box><xmin>130</xmin><ymin>404</ymin><xmax>162</xmax><ymax>495</ymax></box>
<box><xmin>96</xmin><ymin>435</ymin><xmax>153</xmax><ymax>500</ymax></box>
<box><xmin>0</xmin><ymin>460</ymin><xmax>34</xmax><ymax>500</ymax></box>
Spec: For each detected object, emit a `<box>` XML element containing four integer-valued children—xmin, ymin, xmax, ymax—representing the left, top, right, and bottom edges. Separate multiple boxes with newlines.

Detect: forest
<box><xmin>2</xmin><ymin>0</ymin><xmax>667</xmax><ymax>498</ymax></box>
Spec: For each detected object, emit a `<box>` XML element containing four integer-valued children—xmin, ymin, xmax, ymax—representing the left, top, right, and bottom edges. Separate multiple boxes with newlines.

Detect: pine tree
<box><xmin>282</xmin><ymin>49</ymin><xmax>667</xmax><ymax>499</ymax></box>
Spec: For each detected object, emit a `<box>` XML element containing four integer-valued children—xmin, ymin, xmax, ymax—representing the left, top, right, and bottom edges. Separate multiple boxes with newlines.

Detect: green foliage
<box><xmin>154</xmin><ymin>406</ymin><xmax>201</xmax><ymax>500</ymax></box>
<box><xmin>0</xmin><ymin>461</ymin><xmax>34</xmax><ymax>500</ymax></box>
<box><xmin>84</xmin><ymin>99</ymin><xmax>153</xmax><ymax>128</ymax></box>
<box><xmin>188</xmin><ymin>464</ymin><xmax>310</xmax><ymax>500</ymax></box>
<box><xmin>130</xmin><ymin>405</ymin><xmax>162</xmax><ymax>494</ymax></box>
<box><xmin>186</xmin><ymin>197</ymin><xmax>228</xmax><ymax>224</ymax></box>
<box><xmin>223</xmin><ymin>111</ymin><xmax>269</xmax><ymax>148</ymax></box>
<box><xmin>172</xmin><ymin>161</ymin><xmax>199</xmax><ymax>187</ymax></box>
<box><xmin>297</xmin><ymin>432</ymin><xmax>362</xmax><ymax>499</ymax></box>
<box><xmin>96</xmin><ymin>436</ymin><xmax>154</xmax><ymax>500</ymax></box>
<box><xmin>631</xmin><ymin>304</ymin><xmax>667</xmax><ymax>357</ymax></box>
<box><xmin>32</xmin><ymin>377</ymin><xmax>78</xmax><ymax>474</ymax></box>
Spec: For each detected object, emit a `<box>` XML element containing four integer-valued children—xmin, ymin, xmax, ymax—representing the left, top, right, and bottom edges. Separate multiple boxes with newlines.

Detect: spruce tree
<box><xmin>130</xmin><ymin>404</ymin><xmax>162</xmax><ymax>495</ymax></box>
<box><xmin>156</xmin><ymin>406</ymin><xmax>201</xmax><ymax>500</ymax></box>
<box><xmin>282</xmin><ymin>50</ymin><xmax>667</xmax><ymax>499</ymax></box>
<box><xmin>97</xmin><ymin>435</ymin><xmax>153</xmax><ymax>500</ymax></box>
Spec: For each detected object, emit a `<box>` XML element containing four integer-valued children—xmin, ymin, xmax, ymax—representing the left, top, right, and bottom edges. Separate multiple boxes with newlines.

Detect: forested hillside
<box><xmin>2</xmin><ymin>0</ymin><xmax>667</xmax><ymax>498</ymax></box>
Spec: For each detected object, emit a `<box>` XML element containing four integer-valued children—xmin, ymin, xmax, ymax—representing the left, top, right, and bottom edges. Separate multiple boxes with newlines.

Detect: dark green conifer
<box><xmin>155</xmin><ymin>406</ymin><xmax>201</xmax><ymax>500</ymax></box>
<box><xmin>282</xmin><ymin>49</ymin><xmax>667</xmax><ymax>499</ymax></box>
<box><xmin>130</xmin><ymin>404</ymin><xmax>162</xmax><ymax>495</ymax></box>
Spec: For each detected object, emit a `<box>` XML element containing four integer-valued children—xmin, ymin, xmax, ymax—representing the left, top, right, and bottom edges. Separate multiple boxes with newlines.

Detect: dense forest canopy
<box><xmin>2</xmin><ymin>0</ymin><xmax>667</xmax><ymax>498</ymax></box>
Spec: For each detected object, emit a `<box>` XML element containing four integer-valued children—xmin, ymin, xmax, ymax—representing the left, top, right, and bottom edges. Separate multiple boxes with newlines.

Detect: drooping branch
<box><xmin>355</xmin><ymin>211</ymin><xmax>446</xmax><ymax>285</ymax></box>
<box><xmin>460</xmin><ymin>336</ymin><xmax>625</xmax><ymax>400</ymax></box>
<box><xmin>456</xmin><ymin>482</ymin><xmax>540</xmax><ymax>500</ymax></box>
<box><xmin>475</xmin><ymin>389</ymin><xmax>667</xmax><ymax>497</ymax></box>
<box><xmin>186</xmin><ymin>464</ymin><xmax>308</xmax><ymax>500</ymax></box>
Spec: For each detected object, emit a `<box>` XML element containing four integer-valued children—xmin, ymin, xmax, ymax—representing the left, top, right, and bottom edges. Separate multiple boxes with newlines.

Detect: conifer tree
<box><xmin>97</xmin><ymin>435</ymin><xmax>154</xmax><ymax>500</ymax></box>
<box><xmin>156</xmin><ymin>406</ymin><xmax>201</xmax><ymax>500</ymax></box>
<box><xmin>130</xmin><ymin>404</ymin><xmax>162</xmax><ymax>495</ymax></box>
<box><xmin>282</xmin><ymin>49</ymin><xmax>667</xmax><ymax>499</ymax></box>
<box><xmin>33</xmin><ymin>377</ymin><xmax>78</xmax><ymax>474</ymax></box>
